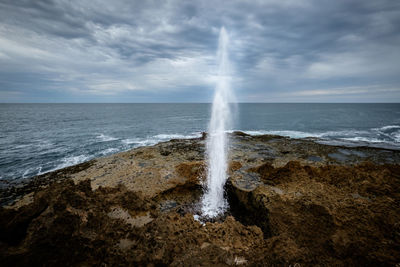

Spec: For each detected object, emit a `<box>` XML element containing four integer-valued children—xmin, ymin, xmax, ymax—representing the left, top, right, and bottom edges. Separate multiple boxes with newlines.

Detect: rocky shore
<box><xmin>1</xmin><ymin>132</ymin><xmax>399</xmax><ymax>266</ymax></box>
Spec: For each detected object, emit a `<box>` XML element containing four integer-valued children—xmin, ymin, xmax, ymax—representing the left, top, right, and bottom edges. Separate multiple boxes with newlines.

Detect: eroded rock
<box><xmin>227</xmin><ymin>159</ymin><xmax>400</xmax><ymax>265</ymax></box>
<box><xmin>1</xmin><ymin>134</ymin><xmax>400</xmax><ymax>266</ymax></box>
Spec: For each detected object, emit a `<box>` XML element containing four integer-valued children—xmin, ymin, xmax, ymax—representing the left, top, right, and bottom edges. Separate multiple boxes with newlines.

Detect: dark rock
<box><xmin>1</xmin><ymin>134</ymin><xmax>400</xmax><ymax>266</ymax></box>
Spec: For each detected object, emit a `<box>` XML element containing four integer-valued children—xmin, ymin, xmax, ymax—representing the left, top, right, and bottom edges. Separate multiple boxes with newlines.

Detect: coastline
<box><xmin>1</xmin><ymin>132</ymin><xmax>399</xmax><ymax>265</ymax></box>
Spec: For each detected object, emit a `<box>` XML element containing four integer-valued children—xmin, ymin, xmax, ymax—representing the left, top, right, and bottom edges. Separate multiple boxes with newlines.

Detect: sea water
<box><xmin>0</xmin><ymin>103</ymin><xmax>399</xmax><ymax>182</ymax></box>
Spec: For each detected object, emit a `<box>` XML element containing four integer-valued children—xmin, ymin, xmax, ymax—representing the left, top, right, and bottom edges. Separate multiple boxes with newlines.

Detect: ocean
<box><xmin>1</xmin><ymin>103</ymin><xmax>399</xmax><ymax>181</ymax></box>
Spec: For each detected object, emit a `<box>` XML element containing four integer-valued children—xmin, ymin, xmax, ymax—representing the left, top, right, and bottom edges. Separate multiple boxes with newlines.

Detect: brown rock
<box><xmin>1</xmin><ymin>134</ymin><xmax>400</xmax><ymax>266</ymax></box>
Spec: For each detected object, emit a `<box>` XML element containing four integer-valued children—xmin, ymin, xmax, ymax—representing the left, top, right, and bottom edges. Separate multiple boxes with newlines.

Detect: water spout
<box><xmin>201</xmin><ymin>27</ymin><xmax>234</xmax><ymax>218</ymax></box>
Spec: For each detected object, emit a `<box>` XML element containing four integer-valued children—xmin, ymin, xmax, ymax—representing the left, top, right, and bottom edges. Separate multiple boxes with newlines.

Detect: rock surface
<box><xmin>1</xmin><ymin>132</ymin><xmax>400</xmax><ymax>266</ymax></box>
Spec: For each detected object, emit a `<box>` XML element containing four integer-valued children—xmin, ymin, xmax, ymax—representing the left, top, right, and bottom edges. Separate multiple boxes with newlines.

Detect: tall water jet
<box><xmin>201</xmin><ymin>27</ymin><xmax>234</xmax><ymax>218</ymax></box>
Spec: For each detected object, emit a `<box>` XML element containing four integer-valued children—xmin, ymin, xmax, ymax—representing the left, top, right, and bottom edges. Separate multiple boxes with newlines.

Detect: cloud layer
<box><xmin>0</xmin><ymin>0</ymin><xmax>399</xmax><ymax>102</ymax></box>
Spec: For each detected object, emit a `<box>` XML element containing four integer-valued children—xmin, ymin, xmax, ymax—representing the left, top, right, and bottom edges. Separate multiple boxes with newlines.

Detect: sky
<box><xmin>0</xmin><ymin>0</ymin><xmax>399</xmax><ymax>103</ymax></box>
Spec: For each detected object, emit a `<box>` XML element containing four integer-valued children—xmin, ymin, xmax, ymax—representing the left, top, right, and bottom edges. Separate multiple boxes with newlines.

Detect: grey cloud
<box><xmin>0</xmin><ymin>0</ymin><xmax>399</xmax><ymax>102</ymax></box>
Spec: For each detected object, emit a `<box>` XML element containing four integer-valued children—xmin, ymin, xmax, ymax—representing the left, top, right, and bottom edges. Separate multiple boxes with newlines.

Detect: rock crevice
<box><xmin>1</xmin><ymin>133</ymin><xmax>400</xmax><ymax>266</ymax></box>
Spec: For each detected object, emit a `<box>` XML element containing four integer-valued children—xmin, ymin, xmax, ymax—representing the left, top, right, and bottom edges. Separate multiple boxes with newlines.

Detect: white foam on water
<box><xmin>31</xmin><ymin>155</ymin><xmax>91</xmax><ymax>177</ymax></box>
<box><xmin>373</xmin><ymin>125</ymin><xmax>400</xmax><ymax>131</ymax></box>
<box><xmin>393</xmin><ymin>132</ymin><xmax>400</xmax><ymax>142</ymax></box>
<box><xmin>153</xmin><ymin>133</ymin><xmax>202</xmax><ymax>140</ymax></box>
<box><xmin>340</xmin><ymin>137</ymin><xmax>385</xmax><ymax>143</ymax></box>
<box><xmin>242</xmin><ymin>130</ymin><xmax>322</xmax><ymax>139</ymax></box>
<box><xmin>122</xmin><ymin>133</ymin><xmax>202</xmax><ymax>147</ymax></box>
<box><xmin>100</xmin><ymin>148</ymin><xmax>119</xmax><ymax>155</ymax></box>
<box><xmin>121</xmin><ymin>138</ymin><xmax>140</xmax><ymax>145</ymax></box>
<box><xmin>241</xmin><ymin>129</ymin><xmax>371</xmax><ymax>139</ymax></box>
<box><xmin>97</xmin><ymin>134</ymin><xmax>118</xmax><ymax>142</ymax></box>
<box><xmin>122</xmin><ymin>138</ymin><xmax>159</xmax><ymax>146</ymax></box>
<box><xmin>372</xmin><ymin>125</ymin><xmax>400</xmax><ymax>142</ymax></box>
<box><xmin>21</xmin><ymin>166</ymin><xmax>43</xmax><ymax>179</ymax></box>
<box><xmin>53</xmin><ymin>155</ymin><xmax>91</xmax><ymax>170</ymax></box>
<box><xmin>320</xmin><ymin>130</ymin><xmax>372</xmax><ymax>137</ymax></box>
<box><xmin>241</xmin><ymin>128</ymin><xmax>400</xmax><ymax>149</ymax></box>
<box><xmin>201</xmin><ymin>27</ymin><xmax>235</xmax><ymax>218</ymax></box>
<box><xmin>22</xmin><ymin>168</ymin><xmax>31</xmax><ymax>178</ymax></box>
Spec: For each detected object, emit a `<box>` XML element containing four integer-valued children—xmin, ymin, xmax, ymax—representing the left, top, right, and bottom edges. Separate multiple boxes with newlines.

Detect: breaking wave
<box><xmin>240</xmin><ymin>125</ymin><xmax>400</xmax><ymax>149</ymax></box>
<box><xmin>53</xmin><ymin>155</ymin><xmax>91</xmax><ymax>171</ymax></box>
<box><xmin>5</xmin><ymin>125</ymin><xmax>400</xmax><ymax>182</ymax></box>
<box><xmin>121</xmin><ymin>133</ymin><xmax>202</xmax><ymax>147</ymax></box>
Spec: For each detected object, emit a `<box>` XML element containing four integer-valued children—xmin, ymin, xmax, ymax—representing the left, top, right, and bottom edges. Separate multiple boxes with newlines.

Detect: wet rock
<box><xmin>307</xmin><ymin>155</ymin><xmax>323</xmax><ymax>162</ymax></box>
<box><xmin>230</xmin><ymin>171</ymin><xmax>261</xmax><ymax>192</ymax></box>
<box><xmin>328</xmin><ymin>152</ymin><xmax>348</xmax><ymax>162</ymax></box>
<box><xmin>1</xmin><ymin>134</ymin><xmax>400</xmax><ymax>266</ymax></box>
<box><xmin>160</xmin><ymin>200</ymin><xmax>178</xmax><ymax>212</ymax></box>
